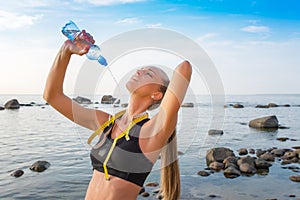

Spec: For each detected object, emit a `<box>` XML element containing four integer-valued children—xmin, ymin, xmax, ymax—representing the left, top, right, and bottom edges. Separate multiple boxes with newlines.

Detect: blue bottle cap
<box><xmin>98</xmin><ymin>55</ymin><xmax>108</xmax><ymax>66</ymax></box>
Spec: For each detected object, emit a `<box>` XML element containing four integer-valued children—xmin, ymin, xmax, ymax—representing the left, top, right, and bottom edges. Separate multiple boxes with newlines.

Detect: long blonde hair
<box><xmin>147</xmin><ymin>67</ymin><xmax>181</xmax><ymax>199</ymax></box>
<box><xmin>160</xmin><ymin>129</ymin><xmax>180</xmax><ymax>200</ymax></box>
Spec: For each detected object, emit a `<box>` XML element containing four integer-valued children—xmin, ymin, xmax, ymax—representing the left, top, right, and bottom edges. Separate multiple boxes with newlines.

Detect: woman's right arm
<box><xmin>43</xmin><ymin>37</ymin><xmax>109</xmax><ymax>131</ymax></box>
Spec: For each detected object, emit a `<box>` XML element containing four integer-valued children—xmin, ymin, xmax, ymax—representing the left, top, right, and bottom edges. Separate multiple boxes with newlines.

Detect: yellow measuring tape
<box><xmin>87</xmin><ymin>110</ymin><xmax>149</xmax><ymax>180</ymax></box>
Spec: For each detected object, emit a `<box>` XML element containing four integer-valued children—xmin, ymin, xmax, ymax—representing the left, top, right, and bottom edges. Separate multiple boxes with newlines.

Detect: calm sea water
<box><xmin>0</xmin><ymin>94</ymin><xmax>300</xmax><ymax>200</ymax></box>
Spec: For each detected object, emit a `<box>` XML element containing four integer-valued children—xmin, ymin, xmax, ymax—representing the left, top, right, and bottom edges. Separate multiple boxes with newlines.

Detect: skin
<box><xmin>43</xmin><ymin>30</ymin><xmax>192</xmax><ymax>200</ymax></box>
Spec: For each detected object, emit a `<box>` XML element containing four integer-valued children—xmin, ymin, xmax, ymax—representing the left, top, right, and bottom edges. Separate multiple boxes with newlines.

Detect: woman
<box><xmin>44</xmin><ymin>30</ymin><xmax>192</xmax><ymax>200</ymax></box>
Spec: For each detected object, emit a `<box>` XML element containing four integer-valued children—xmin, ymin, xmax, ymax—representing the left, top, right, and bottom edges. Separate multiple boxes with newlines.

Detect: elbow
<box><xmin>43</xmin><ymin>87</ymin><xmax>57</xmax><ymax>104</ymax></box>
<box><xmin>182</xmin><ymin>60</ymin><xmax>192</xmax><ymax>74</ymax></box>
<box><xmin>43</xmin><ymin>89</ymin><xmax>51</xmax><ymax>103</ymax></box>
<box><xmin>177</xmin><ymin>60</ymin><xmax>192</xmax><ymax>80</ymax></box>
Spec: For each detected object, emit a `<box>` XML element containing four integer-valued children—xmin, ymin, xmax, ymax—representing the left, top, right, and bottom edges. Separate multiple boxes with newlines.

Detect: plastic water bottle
<box><xmin>61</xmin><ymin>20</ymin><xmax>108</xmax><ymax>66</ymax></box>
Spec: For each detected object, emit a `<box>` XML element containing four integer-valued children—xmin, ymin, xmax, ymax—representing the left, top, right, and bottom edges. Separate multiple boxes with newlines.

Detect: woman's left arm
<box><xmin>144</xmin><ymin>60</ymin><xmax>192</xmax><ymax>148</ymax></box>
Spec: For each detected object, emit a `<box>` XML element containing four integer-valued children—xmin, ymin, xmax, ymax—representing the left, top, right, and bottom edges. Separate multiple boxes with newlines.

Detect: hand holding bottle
<box><xmin>62</xmin><ymin>20</ymin><xmax>108</xmax><ymax>66</ymax></box>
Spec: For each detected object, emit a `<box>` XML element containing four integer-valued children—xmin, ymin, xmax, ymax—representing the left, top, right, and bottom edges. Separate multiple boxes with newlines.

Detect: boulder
<box><xmin>249</xmin><ymin>115</ymin><xmax>279</xmax><ymax>129</ymax></box>
<box><xmin>29</xmin><ymin>160</ymin><xmax>51</xmax><ymax>172</ymax></box>
<box><xmin>4</xmin><ymin>99</ymin><xmax>20</xmax><ymax>109</ymax></box>
<box><xmin>224</xmin><ymin>166</ymin><xmax>241</xmax><ymax>178</ymax></box>
<box><xmin>209</xmin><ymin>161</ymin><xmax>224</xmax><ymax>171</ymax></box>
<box><xmin>208</xmin><ymin>129</ymin><xmax>224</xmax><ymax>135</ymax></box>
<box><xmin>237</xmin><ymin>156</ymin><xmax>256</xmax><ymax>168</ymax></box>
<box><xmin>239</xmin><ymin>163</ymin><xmax>257</xmax><ymax>174</ymax></box>
<box><xmin>238</xmin><ymin>148</ymin><xmax>248</xmax><ymax>155</ymax></box>
<box><xmin>206</xmin><ymin>147</ymin><xmax>235</xmax><ymax>166</ymax></box>
<box><xmin>101</xmin><ymin>95</ymin><xmax>119</xmax><ymax>104</ymax></box>
<box><xmin>255</xmin><ymin>158</ymin><xmax>272</xmax><ymax>169</ymax></box>
<box><xmin>73</xmin><ymin>96</ymin><xmax>92</xmax><ymax>104</ymax></box>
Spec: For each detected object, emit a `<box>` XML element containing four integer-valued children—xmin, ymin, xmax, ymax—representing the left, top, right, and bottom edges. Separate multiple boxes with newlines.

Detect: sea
<box><xmin>0</xmin><ymin>94</ymin><xmax>300</xmax><ymax>200</ymax></box>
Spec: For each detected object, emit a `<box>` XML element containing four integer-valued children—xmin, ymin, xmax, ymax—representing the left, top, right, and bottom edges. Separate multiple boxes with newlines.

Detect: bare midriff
<box><xmin>85</xmin><ymin>170</ymin><xmax>142</xmax><ymax>200</ymax></box>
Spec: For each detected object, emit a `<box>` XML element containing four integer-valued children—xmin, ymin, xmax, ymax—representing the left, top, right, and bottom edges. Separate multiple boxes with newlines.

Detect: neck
<box><xmin>123</xmin><ymin>94</ymin><xmax>151</xmax><ymax>122</ymax></box>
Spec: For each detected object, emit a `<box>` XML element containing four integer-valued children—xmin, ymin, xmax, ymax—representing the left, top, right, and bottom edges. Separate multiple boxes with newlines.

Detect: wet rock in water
<box><xmin>121</xmin><ymin>103</ymin><xmax>128</xmax><ymax>108</ymax></box>
<box><xmin>208</xmin><ymin>129</ymin><xmax>224</xmax><ymax>135</ymax></box>
<box><xmin>73</xmin><ymin>96</ymin><xmax>92</xmax><ymax>104</ymax></box>
<box><xmin>197</xmin><ymin>170</ymin><xmax>211</xmax><ymax>177</ymax></box>
<box><xmin>282</xmin><ymin>151</ymin><xmax>297</xmax><ymax>160</ymax></box>
<box><xmin>259</xmin><ymin>152</ymin><xmax>275</xmax><ymax>162</ymax></box>
<box><xmin>29</xmin><ymin>160</ymin><xmax>51</xmax><ymax>172</ymax></box>
<box><xmin>249</xmin><ymin>148</ymin><xmax>255</xmax><ymax>154</ymax></box>
<box><xmin>237</xmin><ymin>156</ymin><xmax>256</xmax><ymax>168</ymax></box>
<box><xmin>4</xmin><ymin>99</ymin><xmax>20</xmax><ymax>109</ymax></box>
<box><xmin>139</xmin><ymin>187</ymin><xmax>145</xmax><ymax>194</ymax></box>
<box><xmin>233</xmin><ymin>103</ymin><xmax>244</xmax><ymax>108</ymax></box>
<box><xmin>156</xmin><ymin>194</ymin><xmax>163</xmax><ymax>199</ymax></box>
<box><xmin>10</xmin><ymin>169</ymin><xmax>24</xmax><ymax>177</ymax></box>
<box><xmin>256</xmin><ymin>149</ymin><xmax>267</xmax><ymax>157</ymax></box>
<box><xmin>209</xmin><ymin>162</ymin><xmax>224</xmax><ymax>171</ymax></box>
<box><xmin>145</xmin><ymin>182</ymin><xmax>159</xmax><ymax>187</ymax></box>
<box><xmin>0</xmin><ymin>106</ymin><xmax>4</xmax><ymax>110</ymax></box>
<box><xmin>224</xmin><ymin>166</ymin><xmax>241</xmax><ymax>178</ymax></box>
<box><xmin>181</xmin><ymin>102</ymin><xmax>194</xmax><ymax>107</ymax></box>
<box><xmin>238</xmin><ymin>148</ymin><xmax>248</xmax><ymax>155</ymax></box>
<box><xmin>239</xmin><ymin>163</ymin><xmax>257</xmax><ymax>174</ymax></box>
<box><xmin>289</xmin><ymin>175</ymin><xmax>300</xmax><ymax>182</ymax></box>
<box><xmin>255</xmin><ymin>104</ymin><xmax>269</xmax><ymax>108</ymax></box>
<box><xmin>276</xmin><ymin>137</ymin><xmax>289</xmax><ymax>142</ymax></box>
<box><xmin>268</xmin><ymin>103</ymin><xmax>278</xmax><ymax>107</ymax></box>
<box><xmin>206</xmin><ymin>147</ymin><xmax>235</xmax><ymax>166</ymax></box>
<box><xmin>278</xmin><ymin>125</ymin><xmax>290</xmax><ymax>129</ymax></box>
<box><xmin>271</xmin><ymin>148</ymin><xmax>286</xmax><ymax>157</ymax></box>
<box><xmin>101</xmin><ymin>95</ymin><xmax>119</xmax><ymax>104</ymax></box>
<box><xmin>249</xmin><ymin>115</ymin><xmax>279</xmax><ymax>129</ymax></box>
<box><xmin>255</xmin><ymin>158</ymin><xmax>272</xmax><ymax>169</ymax></box>
<box><xmin>141</xmin><ymin>192</ymin><xmax>150</xmax><ymax>197</ymax></box>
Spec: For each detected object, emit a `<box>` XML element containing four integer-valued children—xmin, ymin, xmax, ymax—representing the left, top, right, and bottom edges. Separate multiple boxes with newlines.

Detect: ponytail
<box><xmin>160</xmin><ymin>129</ymin><xmax>180</xmax><ymax>200</ymax></box>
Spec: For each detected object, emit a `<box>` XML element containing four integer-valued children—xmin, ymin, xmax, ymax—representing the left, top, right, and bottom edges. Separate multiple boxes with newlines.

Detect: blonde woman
<box><xmin>44</xmin><ymin>30</ymin><xmax>192</xmax><ymax>200</ymax></box>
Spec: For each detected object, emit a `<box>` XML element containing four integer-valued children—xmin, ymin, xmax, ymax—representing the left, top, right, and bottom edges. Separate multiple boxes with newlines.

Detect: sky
<box><xmin>1</xmin><ymin>0</ymin><xmax>300</xmax><ymax>95</ymax></box>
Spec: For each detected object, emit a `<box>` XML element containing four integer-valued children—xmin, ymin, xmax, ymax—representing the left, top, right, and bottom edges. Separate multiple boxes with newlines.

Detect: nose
<box><xmin>136</xmin><ymin>69</ymin><xmax>143</xmax><ymax>76</ymax></box>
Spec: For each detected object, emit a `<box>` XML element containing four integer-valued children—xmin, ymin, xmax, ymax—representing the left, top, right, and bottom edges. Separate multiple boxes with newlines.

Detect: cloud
<box><xmin>146</xmin><ymin>23</ymin><xmax>162</xmax><ymax>28</ymax></box>
<box><xmin>197</xmin><ymin>33</ymin><xmax>219</xmax><ymax>42</ymax></box>
<box><xmin>0</xmin><ymin>10</ymin><xmax>42</xmax><ymax>30</ymax></box>
<box><xmin>241</xmin><ymin>25</ymin><xmax>270</xmax><ymax>33</ymax></box>
<box><xmin>115</xmin><ymin>17</ymin><xmax>141</xmax><ymax>24</ymax></box>
<box><xmin>75</xmin><ymin>0</ymin><xmax>146</xmax><ymax>6</ymax></box>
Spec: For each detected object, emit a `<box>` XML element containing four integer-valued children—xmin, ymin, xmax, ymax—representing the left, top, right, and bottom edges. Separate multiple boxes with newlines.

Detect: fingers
<box><xmin>79</xmin><ymin>30</ymin><xmax>95</xmax><ymax>44</ymax></box>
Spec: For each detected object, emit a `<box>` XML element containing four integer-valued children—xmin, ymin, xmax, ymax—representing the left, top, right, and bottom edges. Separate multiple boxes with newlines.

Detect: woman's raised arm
<box><xmin>43</xmin><ymin>35</ymin><xmax>109</xmax><ymax>131</ymax></box>
<box><xmin>144</xmin><ymin>60</ymin><xmax>192</xmax><ymax>148</ymax></box>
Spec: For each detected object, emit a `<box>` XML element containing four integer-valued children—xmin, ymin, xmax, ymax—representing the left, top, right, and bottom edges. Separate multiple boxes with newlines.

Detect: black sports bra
<box><xmin>90</xmin><ymin>119</ymin><xmax>154</xmax><ymax>187</ymax></box>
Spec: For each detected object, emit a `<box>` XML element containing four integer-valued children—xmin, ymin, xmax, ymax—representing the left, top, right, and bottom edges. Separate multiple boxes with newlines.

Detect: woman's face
<box><xmin>126</xmin><ymin>66</ymin><xmax>164</xmax><ymax>96</ymax></box>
